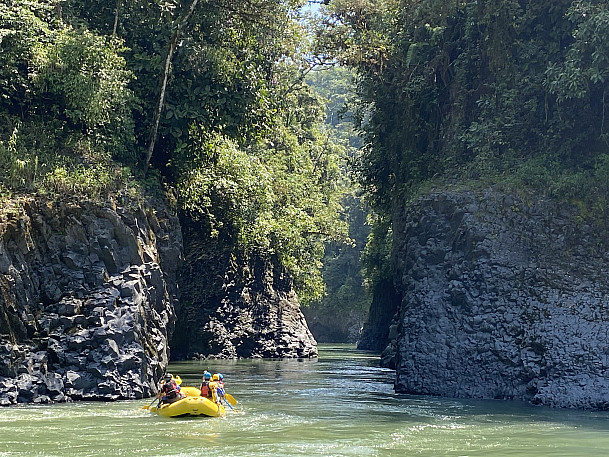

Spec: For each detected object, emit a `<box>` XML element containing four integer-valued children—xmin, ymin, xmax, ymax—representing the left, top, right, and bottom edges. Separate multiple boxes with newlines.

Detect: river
<box><xmin>1</xmin><ymin>344</ymin><xmax>609</xmax><ymax>456</ymax></box>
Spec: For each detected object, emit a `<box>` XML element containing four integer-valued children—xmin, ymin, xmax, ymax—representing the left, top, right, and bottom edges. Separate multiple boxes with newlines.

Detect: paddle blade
<box><xmin>141</xmin><ymin>405</ymin><xmax>150</xmax><ymax>410</ymax></box>
<box><xmin>225</xmin><ymin>393</ymin><xmax>237</xmax><ymax>406</ymax></box>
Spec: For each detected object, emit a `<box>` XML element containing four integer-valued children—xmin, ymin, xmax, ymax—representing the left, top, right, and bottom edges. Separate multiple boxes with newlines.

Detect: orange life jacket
<box><xmin>200</xmin><ymin>381</ymin><xmax>211</xmax><ymax>398</ymax></box>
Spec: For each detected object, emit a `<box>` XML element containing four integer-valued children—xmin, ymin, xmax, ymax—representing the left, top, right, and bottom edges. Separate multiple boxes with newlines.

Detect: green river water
<box><xmin>1</xmin><ymin>344</ymin><xmax>609</xmax><ymax>456</ymax></box>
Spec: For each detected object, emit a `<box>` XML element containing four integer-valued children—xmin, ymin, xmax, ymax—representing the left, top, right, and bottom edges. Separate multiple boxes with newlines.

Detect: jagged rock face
<box><xmin>303</xmin><ymin>307</ymin><xmax>364</xmax><ymax>344</ymax></box>
<box><xmin>0</xmin><ymin>198</ymin><xmax>182</xmax><ymax>404</ymax></box>
<box><xmin>171</xmin><ymin>224</ymin><xmax>317</xmax><ymax>359</ymax></box>
<box><xmin>357</xmin><ymin>277</ymin><xmax>401</xmax><ymax>357</ymax></box>
<box><xmin>392</xmin><ymin>189</ymin><xmax>609</xmax><ymax>409</ymax></box>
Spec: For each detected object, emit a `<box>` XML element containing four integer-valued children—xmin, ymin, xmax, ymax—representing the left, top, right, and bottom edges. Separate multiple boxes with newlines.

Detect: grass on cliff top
<box><xmin>0</xmin><ymin>117</ymin><xmax>172</xmax><ymax>214</ymax></box>
<box><xmin>0</xmin><ymin>143</ymin><xmax>166</xmax><ymax>217</ymax></box>
<box><xmin>405</xmin><ymin>155</ymin><xmax>609</xmax><ymax>216</ymax></box>
<box><xmin>394</xmin><ymin>155</ymin><xmax>609</xmax><ymax>254</ymax></box>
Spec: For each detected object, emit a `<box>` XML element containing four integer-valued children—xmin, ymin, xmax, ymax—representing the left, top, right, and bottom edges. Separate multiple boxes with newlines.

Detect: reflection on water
<box><xmin>1</xmin><ymin>344</ymin><xmax>609</xmax><ymax>456</ymax></box>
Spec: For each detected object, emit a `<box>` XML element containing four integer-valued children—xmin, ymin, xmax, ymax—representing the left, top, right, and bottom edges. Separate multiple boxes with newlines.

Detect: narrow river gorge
<box><xmin>1</xmin><ymin>345</ymin><xmax>608</xmax><ymax>456</ymax></box>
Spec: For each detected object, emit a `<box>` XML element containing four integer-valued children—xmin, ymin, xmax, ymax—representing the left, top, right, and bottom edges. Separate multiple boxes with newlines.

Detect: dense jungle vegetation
<box><xmin>313</xmin><ymin>0</ymin><xmax>609</xmax><ymax>299</ymax></box>
<box><xmin>303</xmin><ymin>65</ymin><xmax>371</xmax><ymax>341</ymax></box>
<box><xmin>0</xmin><ymin>0</ymin><xmax>356</xmax><ymax>306</ymax></box>
<box><xmin>318</xmin><ymin>0</ymin><xmax>609</xmax><ymax>206</ymax></box>
<box><xmin>4</xmin><ymin>0</ymin><xmax>609</xmax><ymax>335</ymax></box>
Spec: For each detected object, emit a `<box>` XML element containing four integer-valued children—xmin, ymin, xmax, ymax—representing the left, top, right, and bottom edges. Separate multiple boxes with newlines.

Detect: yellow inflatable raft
<box><xmin>146</xmin><ymin>386</ymin><xmax>225</xmax><ymax>418</ymax></box>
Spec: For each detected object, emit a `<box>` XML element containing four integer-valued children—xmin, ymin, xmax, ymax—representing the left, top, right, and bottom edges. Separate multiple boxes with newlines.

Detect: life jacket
<box><xmin>208</xmin><ymin>381</ymin><xmax>220</xmax><ymax>402</ymax></box>
<box><xmin>162</xmin><ymin>380</ymin><xmax>178</xmax><ymax>399</ymax></box>
<box><xmin>200</xmin><ymin>381</ymin><xmax>211</xmax><ymax>398</ymax></box>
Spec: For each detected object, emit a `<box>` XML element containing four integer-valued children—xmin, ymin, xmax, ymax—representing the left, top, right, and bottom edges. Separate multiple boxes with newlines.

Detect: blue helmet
<box><xmin>218</xmin><ymin>373</ymin><xmax>224</xmax><ymax>380</ymax></box>
<box><xmin>203</xmin><ymin>371</ymin><xmax>212</xmax><ymax>380</ymax></box>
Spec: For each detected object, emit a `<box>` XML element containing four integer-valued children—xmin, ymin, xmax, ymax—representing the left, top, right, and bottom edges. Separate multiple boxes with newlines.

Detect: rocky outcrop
<box><xmin>303</xmin><ymin>306</ymin><xmax>365</xmax><ymax>344</ymax></box>
<box><xmin>391</xmin><ymin>188</ymin><xmax>609</xmax><ymax>409</ymax></box>
<box><xmin>0</xmin><ymin>198</ymin><xmax>182</xmax><ymax>404</ymax></box>
<box><xmin>171</xmin><ymin>223</ymin><xmax>317</xmax><ymax>359</ymax></box>
<box><xmin>357</xmin><ymin>277</ymin><xmax>401</xmax><ymax>359</ymax></box>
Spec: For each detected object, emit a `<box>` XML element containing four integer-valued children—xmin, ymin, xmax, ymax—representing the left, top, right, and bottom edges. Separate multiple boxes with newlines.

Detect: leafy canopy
<box><xmin>0</xmin><ymin>0</ymin><xmax>350</xmax><ymax>303</ymax></box>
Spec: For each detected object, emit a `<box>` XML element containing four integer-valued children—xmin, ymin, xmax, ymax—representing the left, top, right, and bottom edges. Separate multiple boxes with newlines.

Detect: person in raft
<box><xmin>218</xmin><ymin>373</ymin><xmax>224</xmax><ymax>397</ymax></box>
<box><xmin>199</xmin><ymin>371</ymin><xmax>213</xmax><ymax>399</ymax></box>
<box><xmin>157</xmin><ymin>373</ymin><xmax>183</xmax><ymax>406</ymax></box>
<box><xmin>216</xmin><ymin>373</ymin><xmax>225</xmax><ymax>398</ymax></box>
<box><xmin>209</xmin><ymin>373</ymin><xmax>225</xmax><ymax>405</ymax></box>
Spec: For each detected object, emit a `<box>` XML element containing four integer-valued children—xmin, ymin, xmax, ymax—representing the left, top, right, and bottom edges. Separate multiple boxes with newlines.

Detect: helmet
<box><xmin>203</xmin><ymin>371</ymin><xmax>212</xmax><ymax>380</ymax></box>
<box><xmin>212</xmin><ymin>374</ymin><xmax>219</xmax><ymax>381</ymax></box>
<box><xmin>218</xmin><ymin>373</ymin><xmax>224</xmax><ymax>380</ymax></box>
<box><xmin>164</xmin><ymin>373</ymin><xmax>172</xmax><ymax>381</ymax></box>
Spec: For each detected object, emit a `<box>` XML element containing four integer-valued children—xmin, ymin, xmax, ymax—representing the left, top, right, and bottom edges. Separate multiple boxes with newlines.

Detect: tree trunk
<box><xmin>145</xmin><ymin>0</ymin><xmax>201</xmax><ymax>170</ymax></box>
<box><xmin>113</xmin><ymin>0</ymin><xmax>122</xmax><ymax>35</ymax></box>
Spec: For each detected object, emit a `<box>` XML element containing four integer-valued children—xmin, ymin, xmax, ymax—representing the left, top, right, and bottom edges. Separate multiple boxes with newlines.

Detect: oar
<box><xmin>224</xmin><ymin>393</ymin><xmax>237</xmax><ymax>406</ymax></box>
<box><xmin>142</xmin><ymin>396</ymin><xmax>158</xmax><ymax>410</ymax></box>
<box><xmin>222</xmin><ymin>397</ymin><xmax>234</xmax><ymax>411</ymax></box>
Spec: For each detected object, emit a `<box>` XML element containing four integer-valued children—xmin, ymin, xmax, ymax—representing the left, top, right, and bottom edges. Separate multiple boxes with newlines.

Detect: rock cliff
<box><xmin>0</xmin><ymin>198</ymin><xmax>182</xmax><ymax>404</ymax></box>
<box><xmin>388</xmin><ymin>188</ymin><xmax>609</xmax><ymax>409</ymax></box>
<box><xmin>357</xmin><ymin>277</ymin><xmax>400</xmax><ymax>358</ymax></box>
<box><xmin>0</xmin><ymin>196</ymin><xmax>318</xmax><ymax>405</ymax></box>
<box><xmin>171</xmin><ymin>222</ymin><xmax>317</xmax><ymax>359</ymax></box>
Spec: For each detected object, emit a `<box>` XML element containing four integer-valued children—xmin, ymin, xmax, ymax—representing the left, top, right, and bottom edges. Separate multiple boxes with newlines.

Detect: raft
<box><xmin>146</xmin><ymin>386</ymin><xmax>225</xmax><ymax>418</ymax></box>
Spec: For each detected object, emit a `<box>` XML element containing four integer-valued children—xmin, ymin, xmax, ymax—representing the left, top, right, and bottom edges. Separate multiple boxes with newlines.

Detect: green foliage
<box><xmin>303</xmin><ymin>192</ymin><xmax>371</xmax><ymax>339</ymax></box>
<box><xmin>305</xmin><ymin>65</ymin><xmax>362</xmax><ymax>150</ymax></box>
<box><xmin>159</xmin><ymin>2</ymin><xmax>353</xmax><ymax>303</ymax></box>
<box><xmin>42</xmin><ymin>162</ymin><xmax>132</xmax><ymax>201</ymax></box>
<box><xmin>1</xmin><ymin>0</ymin><xmax>353</xmax><ymax>305</ymax></box>
<box><xmin>0</xmin><ymin>115</ymin><xmax>135</xmax><ymax>200</ymax></box>
<box><xmin>0</xmin><ymin>0</ymin><xmax>138</xmax><ymax>200</ymax></box>
<box><xmin>546</xmin><ymin>1</ymin><xmax>609</xmax><ymax>101</ymax></box>
<box><xmin>302</xmin><ymin>66</ymin><xmax>372</xmax><ymax>340</ymax></box>
<box><xmin>314</xmin><ymin>0</ymin><xmax>609</xmax><ymax>303</ymax></box>
<box><xmin>179</xmin><ymin>131</ymin><xmax>273</xmax><ymax>241</ymax></box>
<box><xmin>317</xmin><ymin>0</ymin><xmax>609</xmax><ymax>208</ymax></box>
<box><xmin>0</xmin><ymin>0</ymin><xmax>55</xmax><ymax>115</ymax></box>
<box><xmin>360</xmin><ymin>211</ymin><xmax>392</xmax><ymax>288</ymax></box>
<box><xmin>175</xmin><ymin>72</ymin><xmax>350</xmax><ymax>303</ymax></box>
<box><xmin>315</xmin><ymin>0</ymin><xmax>609</xmax><ymax>213</ymax></box>
<box><xmin>32</xmin><ymin>28</ymin><xmax>136</xmax><ymax>157</ymax></box>
<box><xmin>177</xmin><ymin>115</ymin><xmax>349</xmax><ymax>303</ymax></box>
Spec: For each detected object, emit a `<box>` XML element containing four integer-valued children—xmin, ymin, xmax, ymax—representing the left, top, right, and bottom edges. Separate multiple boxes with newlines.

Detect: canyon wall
<box><xmin>171</xmin><ymin>222</ymin><xmax>317</xmax><ymax>360</ymax></box>
<box><xmin>0</xmin><ymin>198</ymin><xmax>181</xmax><ymax>404</ymax></box>
<box><xmin>388</xmin><ymin>188</ymin><xmax>609</xmax><ymax>409</ymax></box>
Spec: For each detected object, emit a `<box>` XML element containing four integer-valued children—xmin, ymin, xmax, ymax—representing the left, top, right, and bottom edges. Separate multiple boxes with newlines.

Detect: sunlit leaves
<box><xmin>33</xmin><ymin>29</ymin><xmax>134</xmax><ymax>130</ymax></box>
<box><xmin>179</xmin><ymin>131</ymin><xmax>273</xmax><ymax>241</ymax></box>
<box><xmin>0</xmin><ymin>0</ymin><xmax>351</xmax><ymax>303</ymax></box>
<box><xmin>178</xmin><ymin>112</ymin><xmax>349</xmax><ymax>303</ymax></box>
<box><xmin>0</xmin><ymin>0</ymin><xmax>54</xmax><ymax>114</ymax></box>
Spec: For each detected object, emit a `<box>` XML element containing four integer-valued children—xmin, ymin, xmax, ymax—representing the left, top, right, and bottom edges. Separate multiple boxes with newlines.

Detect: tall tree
<box><xmin>145</xmin><ymin>0</ymin><xmax>201</xmax><ymax>170</ymax></box>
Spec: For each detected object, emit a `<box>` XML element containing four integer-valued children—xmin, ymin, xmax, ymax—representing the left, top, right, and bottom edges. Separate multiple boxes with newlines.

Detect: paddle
<box><xmin>224</xmin><ymin>393</ymin><xmax>237</xmax><ymax>406</ymax></box>
<box><xmin>142</xmin><ymin>395</ymin><xmax>158</xmax><ymax>410</ymax></box>
<box><xmin>222</xmin><ymin>397</ymin><xmax>234</xmax><ymax>411</ymax></box>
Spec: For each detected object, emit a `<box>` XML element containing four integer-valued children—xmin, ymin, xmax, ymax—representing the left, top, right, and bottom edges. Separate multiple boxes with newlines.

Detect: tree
<box><xmin>145</xmin><ymin>0</ymin><xmax>201</xmax><ymax>170</ymax></box>
<box><xmin>0</xmin><ymin>0</ymin><xmax>352</xmax><ymax>304</ymax></box>
<box><xmin>0</xmin><ymin>0</ymin><xmax>136</xmax><ymax>193</ymax></box>
<box><xmin>314</xmin><ymin>0</ymin><xmax>609</xmax><ymax>310</ymax></box>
